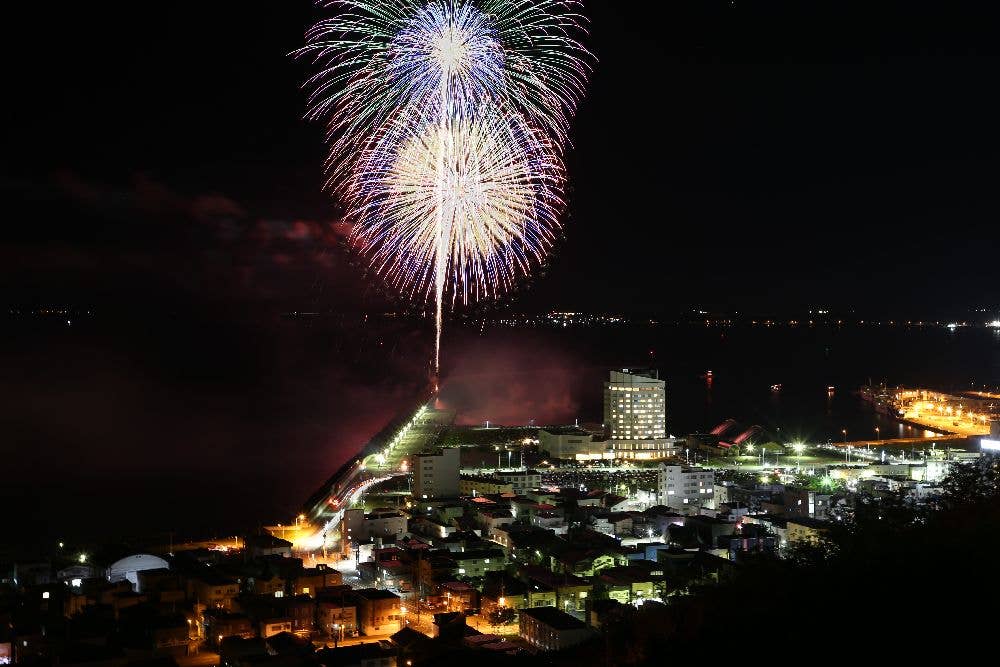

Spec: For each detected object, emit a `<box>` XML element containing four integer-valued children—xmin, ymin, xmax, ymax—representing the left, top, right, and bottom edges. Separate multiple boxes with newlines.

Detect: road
<box><xmin>290</xmin><ymin>403</ymin><xmax>455</xmax><ymax>555</ymax></box>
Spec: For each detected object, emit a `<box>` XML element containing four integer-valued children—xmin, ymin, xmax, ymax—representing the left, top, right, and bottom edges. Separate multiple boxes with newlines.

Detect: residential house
<box><xmin>459</xmin><ymin>475</ymin><xmax>515</xmax><ymax>496</ymax></box>
<box><xmin>451</xmin><ymin>548</ymin><xmax>506</xmax><ymax>579</ymax></box>
<box><xmin>317</xmin><ymin>587</ymin><xmax>358</xmax><ymax>638</ymax></box>
<box><xmin>520</xmin><ymin>567</ymin><xmax>591</xmax><ymax>613</ymax></box>
<box><xmin>597</xmin><ymin>564</ymin><xmax>668</xmax><ymax>604</ymax></box>
<box><xmin>245</xmin><ymin>534</ymin><xmax>293</xmax><ymax>559</ymax></box>
<box><xmin>289</xmin><ymin>565</ymin><xmax>342</xmax><ymax>597</ymax></box>
<box><xmin>203</xmin><ymin>610</ymin><xmax>254</xmax><ymax>645</ymax></box>
<box><xmin>189</xmin><ymin>575</ymin><xmax>239</xmax><ymax>611</ymax></box>
<box><xmin>519</xmin><ymin>606</ymin><xmax>593</xmax><ymax>652</ymax></box>
<box><xmin>351</xmin><ymin>589</ymin><xmax>401</xmax><ymax>636</ymax></box>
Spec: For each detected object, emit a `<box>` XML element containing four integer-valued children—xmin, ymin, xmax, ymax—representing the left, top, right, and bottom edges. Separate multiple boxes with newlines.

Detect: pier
<box><xmin>288</xmin><ymin>393</ymin><xmax>454</xmax><ymax>551</ymax></box>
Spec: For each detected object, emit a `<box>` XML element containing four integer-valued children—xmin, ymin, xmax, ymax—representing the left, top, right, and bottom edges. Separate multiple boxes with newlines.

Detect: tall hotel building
<box><xmin>603</xmin><ymin>369</ymin><xmax>681</xmax><ymax>460</ymax></box>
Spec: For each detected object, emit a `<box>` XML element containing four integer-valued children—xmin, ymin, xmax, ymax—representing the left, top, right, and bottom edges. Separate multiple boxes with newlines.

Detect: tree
<box><xmin>487</xmin><ymin>606</ymin><xmax>516</xmax><ymax>626</ymax></box>
<box><xmin>942</xmin><ymin>453</ymin><xmax>1000</xmax><ymax>506</ymax></box>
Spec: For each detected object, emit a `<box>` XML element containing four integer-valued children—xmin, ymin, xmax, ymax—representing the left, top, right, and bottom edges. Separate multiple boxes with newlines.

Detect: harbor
<box><xmin>860</xmin><ymin>384</ymin><xmax>997</xmax><ymax>437</ymax></box>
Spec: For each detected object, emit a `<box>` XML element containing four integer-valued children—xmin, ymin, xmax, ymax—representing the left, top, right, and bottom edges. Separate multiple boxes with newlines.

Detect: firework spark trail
<box><xmin>299</xmin><ymin>0</ymin><xmax>590</xmax><ymax>377</ymax></box>
<box><xmin>351</xmin><ymin>109</ymin><xmax>565</xmax><ymax>306</ymax></box>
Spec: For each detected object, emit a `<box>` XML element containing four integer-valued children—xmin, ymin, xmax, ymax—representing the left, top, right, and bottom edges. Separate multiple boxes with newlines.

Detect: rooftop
<box><xmin>352</xmin><ymin>588</ymin><xmax>400</xmax><ymax>601</ymax></box>
<box><xmin>461</xmin><ymin>474</ymin><xmax>511</xmax><ymax>484</ymax></box>
<box><xmin>390</xmin><ymin>626</ymin><xmax>430</xmax><ymax>648</ymax></box>
<box><xmin>520</xmin><ymin>606</ymin><xmax>588</xmax><ymax>631</ymax></box>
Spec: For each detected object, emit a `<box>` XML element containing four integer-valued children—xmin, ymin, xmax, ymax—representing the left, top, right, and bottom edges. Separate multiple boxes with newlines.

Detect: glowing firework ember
<box><xmin>299</xmin><ymin>0</ymin><xmax>590</xmax><ymax>375</ymax></box>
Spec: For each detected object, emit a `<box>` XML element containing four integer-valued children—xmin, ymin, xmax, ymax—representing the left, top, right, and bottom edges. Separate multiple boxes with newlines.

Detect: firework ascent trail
<box><xmin>299</xmin><ymin>0</ymin><xmax>591</xmax><ymax>378</ymax></box>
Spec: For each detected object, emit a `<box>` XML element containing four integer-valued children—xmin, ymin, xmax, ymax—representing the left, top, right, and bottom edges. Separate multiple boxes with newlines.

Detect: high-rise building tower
<box><xmin>604</xmin><ymin>369</ymin><xmax>666</xmax><ymax>440</ymax></box>
<box><xmin>603</xmin><ymin>369</ymin><xmax>679</xmax><ymax>460</ymax></box>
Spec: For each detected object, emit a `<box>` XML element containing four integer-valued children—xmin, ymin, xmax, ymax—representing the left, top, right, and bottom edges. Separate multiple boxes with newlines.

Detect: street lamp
<box><xmin>792</xmin><ymin>443</ymin><xmax>805</xmax><ymax>471</ymax></box>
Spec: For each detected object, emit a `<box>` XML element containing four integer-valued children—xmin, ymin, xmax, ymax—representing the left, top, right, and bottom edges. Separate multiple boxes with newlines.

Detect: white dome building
<box><xmin>107</xmin><ymin>554</ymin><xmax>169</xmax><ymax>592</ymax></box>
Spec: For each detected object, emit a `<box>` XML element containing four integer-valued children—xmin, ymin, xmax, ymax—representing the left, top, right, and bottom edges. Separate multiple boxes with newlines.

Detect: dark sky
<box><xmin>6</xmin><ymin>0</ymin><xmax>1000</xmax><ymax>316</ymax></box>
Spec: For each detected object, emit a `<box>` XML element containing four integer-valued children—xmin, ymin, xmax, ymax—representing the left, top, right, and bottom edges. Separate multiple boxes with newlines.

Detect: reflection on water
<box><xmin>444</xmin><ymin>324</ymin><xmax>1000</xmax><ymax>445</ymax></box>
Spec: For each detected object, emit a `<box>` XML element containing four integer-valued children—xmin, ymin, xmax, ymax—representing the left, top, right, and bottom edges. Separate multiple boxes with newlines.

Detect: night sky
<box><xmin>7</xmin><ymin>0</ymin><xmax>1000</xmax><ymax>316</ymax></box>
<box><xmin>4</xmin><ymin>1</ymin><xmax>1000</xmax><ymax>543</ymax></box>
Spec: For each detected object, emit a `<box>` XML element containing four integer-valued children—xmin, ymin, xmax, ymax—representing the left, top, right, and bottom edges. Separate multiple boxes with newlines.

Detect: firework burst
<box><xmin>352</xmin><ymin>109</ymin><xmax>565</xmax><ymax>301</ymax></box>
<box><xmin>299</xmin><ymin>0</ymin><xmax>590</xmax><ymax>375</ymax></box>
